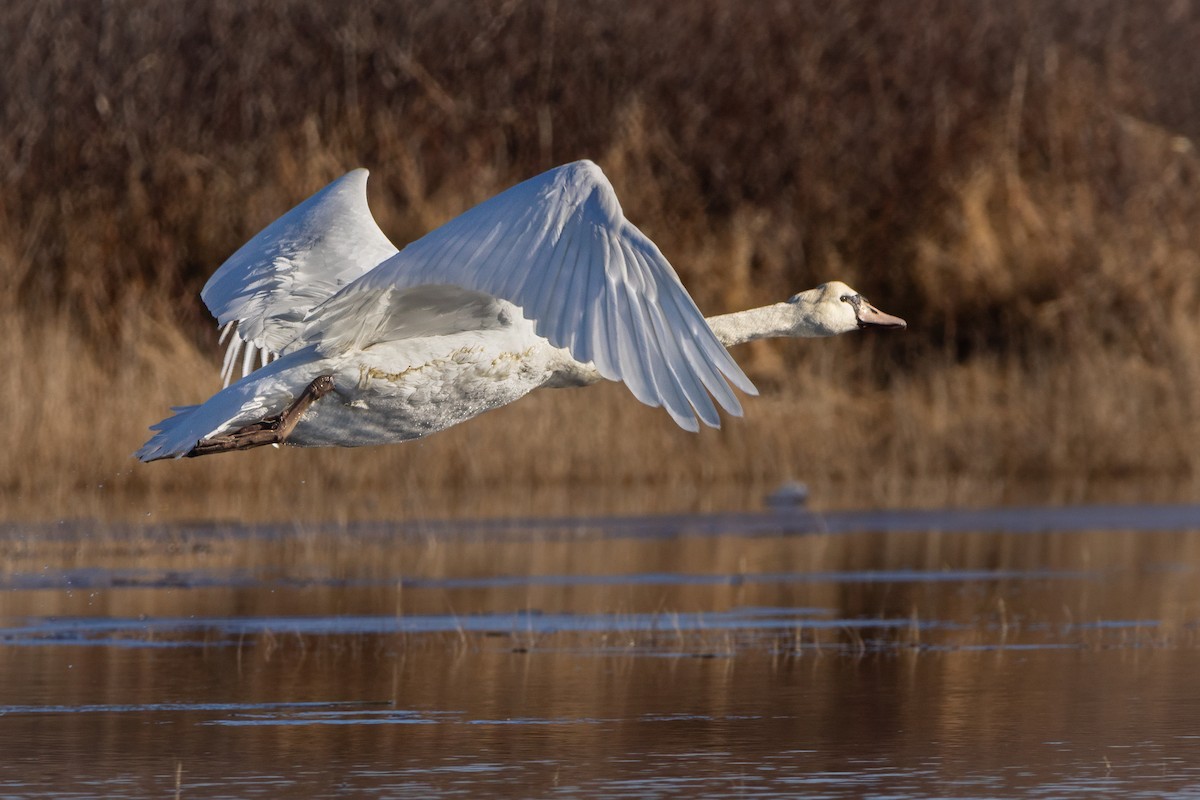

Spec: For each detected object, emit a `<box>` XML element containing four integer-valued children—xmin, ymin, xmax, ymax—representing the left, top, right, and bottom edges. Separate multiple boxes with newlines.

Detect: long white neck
<box><xmin>545</xmin><ymin>298</ymin><xmax>841</xmax><ymax>388</ymax></box>
<box><xmin>707</xmin><ymin>299</ymin><xmax>837</xmax><ymax>347</ymax></box>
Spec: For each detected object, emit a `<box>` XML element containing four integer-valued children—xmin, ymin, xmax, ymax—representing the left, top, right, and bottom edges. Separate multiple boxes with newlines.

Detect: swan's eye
<box><xmin>840</xmin><ymin>294</ymin><xmax>854</xmax><ymax>304</ymax></box>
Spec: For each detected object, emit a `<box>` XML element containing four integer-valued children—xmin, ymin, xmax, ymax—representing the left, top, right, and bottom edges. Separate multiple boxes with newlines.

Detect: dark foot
<box><xmin>185</xmin><ymin>375</ymin><xmax>335</xmax><ymax>458</ymax></box>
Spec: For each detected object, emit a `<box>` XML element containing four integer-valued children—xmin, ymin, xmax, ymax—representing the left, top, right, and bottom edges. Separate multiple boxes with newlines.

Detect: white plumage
<box><xmin>136</xmin><ymin>160</ymin><xmax>904</xmax><ymax>462</ymax></box>
<box><xmin>204</xmin><ymin>167</ymin><xmax>400</xmax><ymax>384</ymax></box>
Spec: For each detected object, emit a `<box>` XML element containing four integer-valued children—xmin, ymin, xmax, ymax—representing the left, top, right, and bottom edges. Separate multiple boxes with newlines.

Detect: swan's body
<box><xmin>136</xmin><ymin>161</ymin><xmax>904</xmax><ymax>462</ymax></box>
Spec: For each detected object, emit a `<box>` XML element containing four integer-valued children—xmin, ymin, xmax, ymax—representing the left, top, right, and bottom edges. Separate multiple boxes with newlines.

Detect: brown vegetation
<box><xmin>2</xmin><ymin>0</ymin><xmax>1199</xmax><ymax>521</ymax></box>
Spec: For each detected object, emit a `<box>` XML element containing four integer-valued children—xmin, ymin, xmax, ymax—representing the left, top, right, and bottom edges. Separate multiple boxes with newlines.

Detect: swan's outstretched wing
<box><xmin>304</xmin><ymin>160</ymin><xmax>757</xmax><ymax>431</ymax></box>
<box><xmin>201</xmin><ymin>169</ymin><xmax>398</xmax><ymax>385</ymax></box>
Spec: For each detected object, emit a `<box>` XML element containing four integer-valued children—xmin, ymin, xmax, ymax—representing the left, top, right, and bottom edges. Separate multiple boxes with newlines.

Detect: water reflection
<box><xmin>0</xmin><ymin>506</ymin><xmax>1198</xmax><ymax>797</ymax></box>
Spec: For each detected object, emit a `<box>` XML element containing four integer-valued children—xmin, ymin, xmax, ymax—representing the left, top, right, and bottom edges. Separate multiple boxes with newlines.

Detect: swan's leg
<box><xmin>185</xmin><ymin>375</ymin><xmax>335</xmax><ymax>458</ymax></box>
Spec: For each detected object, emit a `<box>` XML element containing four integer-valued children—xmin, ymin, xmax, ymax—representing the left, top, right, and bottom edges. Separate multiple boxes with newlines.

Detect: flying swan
<box><xmin>136</xmin><ymin>160</ymin><xmax>905</xmax><ymax>462</ymax></box>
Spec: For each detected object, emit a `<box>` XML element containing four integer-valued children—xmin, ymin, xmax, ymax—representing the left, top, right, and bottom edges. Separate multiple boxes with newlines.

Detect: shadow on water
<box><xmin>1</xmin><ymin>504</ymin><xmax>1199</xmax><ymax>797</ymax></box>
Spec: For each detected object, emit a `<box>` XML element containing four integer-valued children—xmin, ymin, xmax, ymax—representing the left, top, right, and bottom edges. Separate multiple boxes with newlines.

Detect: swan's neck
<box><xmin>545</xmin><ymin>299</ymin><xmax>838</xmax><ymax>388</ymax></box>
<box><xmin>707</xmin><ymin>301</ymin><xmax>831</xmax><ymax>347</ymax></box>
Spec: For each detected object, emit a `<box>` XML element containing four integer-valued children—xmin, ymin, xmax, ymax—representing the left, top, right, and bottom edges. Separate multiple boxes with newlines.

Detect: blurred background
<box><xmin>2</xmin><ymin>0</ymin><xmax>1198</xmax><ymax>522</ymax></box>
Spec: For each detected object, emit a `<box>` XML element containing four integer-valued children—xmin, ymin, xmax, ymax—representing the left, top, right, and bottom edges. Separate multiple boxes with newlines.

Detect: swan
<box><xmin>136</xmin><ymin>160</ymin><xmax>905</xmax><ymax>462</ymax></box>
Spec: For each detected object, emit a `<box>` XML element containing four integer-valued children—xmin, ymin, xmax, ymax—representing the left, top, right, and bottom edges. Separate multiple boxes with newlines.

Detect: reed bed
<box><xmin>1</xmin><ymin>0</ymin><xmax>1198</xmax><ymax>521</ymax></box>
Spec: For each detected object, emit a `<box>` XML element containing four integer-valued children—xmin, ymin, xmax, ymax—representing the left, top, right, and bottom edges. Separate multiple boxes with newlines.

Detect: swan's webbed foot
<box><xmin>185</xmin><ymin>375</ymin><xmax>335</xmax><ymax>458</ymax></box>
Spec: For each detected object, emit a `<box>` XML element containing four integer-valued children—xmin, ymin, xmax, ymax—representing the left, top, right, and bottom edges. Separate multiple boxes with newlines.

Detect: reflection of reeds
<box><xmin>2</xmin><ymin>1</ymin><xmax>1199</xmax><ymax>520</ymax></box>
<box><xmin>4</xmin><ymin>525</ymin><xmax>1199</xmax><ymax>650</ymax></box>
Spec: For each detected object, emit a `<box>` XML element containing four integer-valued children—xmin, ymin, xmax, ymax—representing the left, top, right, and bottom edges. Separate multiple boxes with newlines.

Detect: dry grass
<box><xmin>2</xmin><ymin>0</ymin><xmax>1199</xmax><ymax>521</ymax></box>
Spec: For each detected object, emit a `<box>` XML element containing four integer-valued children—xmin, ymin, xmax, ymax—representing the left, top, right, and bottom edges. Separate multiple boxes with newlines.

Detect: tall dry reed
<box><xmin>1</xmin><ymin>0</ymin><xmax>1198</xmax><ymax>521</ymax></box>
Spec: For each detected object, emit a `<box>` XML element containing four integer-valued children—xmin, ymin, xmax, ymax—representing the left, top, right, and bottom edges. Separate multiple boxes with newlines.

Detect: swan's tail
<box><xmin>134</xmin><ymin>355</ymin><xmax>305</xmax><ymax>461</ymax></box>
<box><xmin>135</xmin><ymin>405</ymin><xmax>204</xmax><ymax>461</ymax></box>
<box><xmin>135</xmin><ymin>393</ymin><xmax>269</xmax><ymax>462</ymax></box>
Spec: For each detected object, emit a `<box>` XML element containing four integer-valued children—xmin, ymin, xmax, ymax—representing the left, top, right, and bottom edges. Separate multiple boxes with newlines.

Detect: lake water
<box><xmin>1</xmin><ymin>505</ymin><xmax>1199</xmax><ymax>797</ymax></box>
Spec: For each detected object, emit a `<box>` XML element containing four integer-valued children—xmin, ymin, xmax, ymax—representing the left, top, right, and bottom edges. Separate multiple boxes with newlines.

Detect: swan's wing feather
<box><xmin>305</xmin><ymin>283</ymin><xmax>510</xmax><ymax>350</ymax></box>
<box><xmin>201</xmin><ymin>169</ymin><xmax>398</xmax><ymax>384</ymax></box>
<box><xmin>627</xmin><ymin>242</ymin><xmax>721</xmax><ymax>429</ymax></box>
<box><xmin>306</xmin><ymin>160</ymin><xmax>756</xmax><ymax>429</ymax></box>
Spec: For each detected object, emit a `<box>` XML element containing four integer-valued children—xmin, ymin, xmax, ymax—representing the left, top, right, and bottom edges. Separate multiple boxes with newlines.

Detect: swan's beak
<box><xmin>855</xmin><ymin>301</ymin><xmax>907</xmax><ymax>330</ymax></box>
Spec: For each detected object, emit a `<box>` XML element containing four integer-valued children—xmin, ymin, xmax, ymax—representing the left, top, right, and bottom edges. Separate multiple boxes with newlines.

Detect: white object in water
<box><xmin>766</xmin><ymin>481</ymin><xmax>811</xmax><ymax>510</ymax></box>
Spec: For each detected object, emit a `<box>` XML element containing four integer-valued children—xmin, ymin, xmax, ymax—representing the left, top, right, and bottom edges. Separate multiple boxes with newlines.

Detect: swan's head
<box><xmin>786</xmin><ymin>281</ymin><xmax>907</xmax><ymax>337</ymax></box>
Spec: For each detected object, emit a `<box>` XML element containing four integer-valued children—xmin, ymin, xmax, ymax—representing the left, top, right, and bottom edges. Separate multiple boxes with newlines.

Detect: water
<box><xmin>1</xmin><ymin>505</ymin><xmax>1199</xmax><ymax>797</ymax></box>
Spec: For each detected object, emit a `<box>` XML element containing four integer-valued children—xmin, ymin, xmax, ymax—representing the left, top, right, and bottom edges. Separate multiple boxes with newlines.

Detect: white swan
<box><xmin>136</xmin><ymin>160</ymin><xmax>904</xmax><ymax>462</ymax></box>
